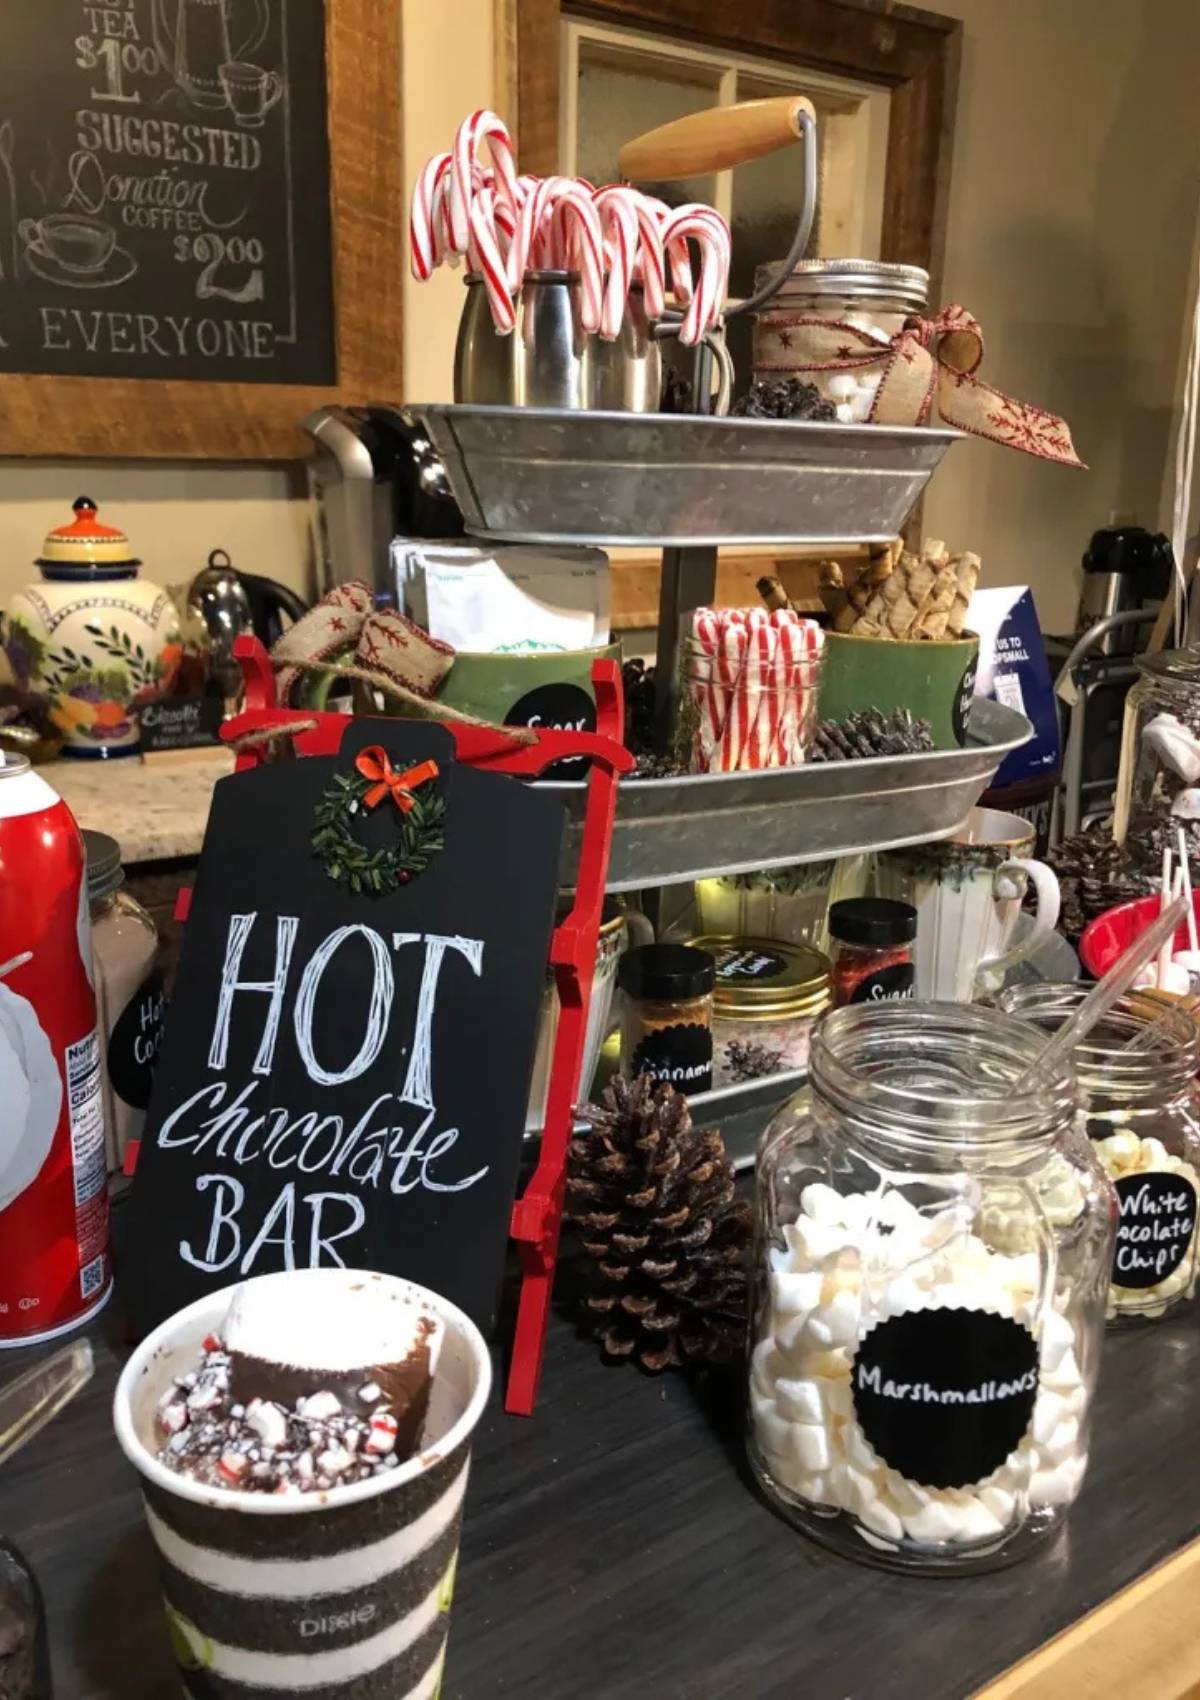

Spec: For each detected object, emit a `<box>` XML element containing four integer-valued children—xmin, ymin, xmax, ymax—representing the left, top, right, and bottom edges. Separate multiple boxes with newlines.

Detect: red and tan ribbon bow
<box><xmin>754</xmin><ymin>303</ymin><xmax>1085</xmax><ymax>468</ymax></box>
<box><xmin>355</xmin><ymin>746</ymin><xmax>439</xmax><ymax>812</ymax></box>
<box><xmin>271</xmin><ymin>580</ymin><xmax>455</xmax><ymax>709</ymax></box>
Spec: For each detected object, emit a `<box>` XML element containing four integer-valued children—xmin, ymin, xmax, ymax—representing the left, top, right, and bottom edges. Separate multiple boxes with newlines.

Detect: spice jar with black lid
<box><xmin>618</xmin><ymin>943</ymin><xmax>715</xmax><ymax>1096</ymax></box>
<box><xmin>828</xmin><ymin>898</ymin><xmax>917</xmax><ymax>1006</ymax></box>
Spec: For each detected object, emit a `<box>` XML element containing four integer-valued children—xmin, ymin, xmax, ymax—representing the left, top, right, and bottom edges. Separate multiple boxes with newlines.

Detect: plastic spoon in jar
<box><xmin>0</xmin><ymin>1339</ymin><xmax>93</xmax><ymax>1470</ymax></box>
<box><xmin>1025</xmin><ymin>893</ymin><xmax>1190</xmax><ymax>1084</ymax></box>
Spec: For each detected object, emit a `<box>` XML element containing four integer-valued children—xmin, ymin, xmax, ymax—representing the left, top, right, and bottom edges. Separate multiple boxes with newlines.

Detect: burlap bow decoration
<box><xmin>755</xmin><ymin>303</ymin><xmax>1084</xmax><ymax>468</ymax></box>
<box><xmin>271</xmin><ymin>580</ymin><xmax>455</xmax><ymax>709</ymax></box>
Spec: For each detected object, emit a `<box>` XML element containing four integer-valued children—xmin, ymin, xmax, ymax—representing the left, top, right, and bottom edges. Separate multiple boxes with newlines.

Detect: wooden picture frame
<box><xmin>0</xmin><ymin>0</ymin><xmax>403</xmax><ymax>462</ymax></box>
<box><xmin>498</xmin><ymin>0</ymin><xmax>961</xmax><ymax>290</ymax></box>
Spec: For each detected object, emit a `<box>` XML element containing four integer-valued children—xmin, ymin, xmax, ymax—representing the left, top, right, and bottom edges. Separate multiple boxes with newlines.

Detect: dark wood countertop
<box><xmin>2</xmin><ymin>1254</ymin><xmax>1198</xmax><ymax>1700</ymax></box>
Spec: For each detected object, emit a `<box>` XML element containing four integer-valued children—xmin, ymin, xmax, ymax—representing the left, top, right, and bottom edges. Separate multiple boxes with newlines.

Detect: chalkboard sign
<box><xmin>123</xmin><ymin>719</ymin><xmax>565</xmax><ymax>1335</ymax></box>
<box><xmin>0</xmin><ymin>0</ymin><xmax>335</xmax><ymax>385</ymax></box>
<box><xmin>139</xmin><ymin>693</ymin><xmax>223</xmax><ymax>751</ymax></box>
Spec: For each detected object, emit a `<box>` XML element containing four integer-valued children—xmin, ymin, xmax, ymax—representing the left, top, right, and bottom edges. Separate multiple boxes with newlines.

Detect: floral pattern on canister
<box><xmin>4</xmin><ymin>498</ymin><xmax>181</xmax><ymax>758</ymax></box>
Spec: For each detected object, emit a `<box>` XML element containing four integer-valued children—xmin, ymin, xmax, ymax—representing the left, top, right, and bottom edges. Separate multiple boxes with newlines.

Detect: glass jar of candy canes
<box><xmin>677</xmin><ymin>612</ymin><xmax>824</xmax><ymax>774</ymax></box>
<box><xmin>750</xmin><ymin>259</ymin><xmax>929</xmax><ymax>423</ymax></box>
<box><xmin>748</xmin><ymin>1002</ymin><xmax>1112</xmax><ymax>1573</ymax></box>
<box><xmin>998</xmin><ymin>985</ymin><xmax>1200</xmax><ymax>1323</ymax></box>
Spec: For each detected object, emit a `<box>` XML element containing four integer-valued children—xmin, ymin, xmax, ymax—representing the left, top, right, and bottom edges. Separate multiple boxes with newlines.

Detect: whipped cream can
<box><xmin>0</xmin><ymin>754</ymin><xmax>110</xmax><ymax>1344</ymax></box>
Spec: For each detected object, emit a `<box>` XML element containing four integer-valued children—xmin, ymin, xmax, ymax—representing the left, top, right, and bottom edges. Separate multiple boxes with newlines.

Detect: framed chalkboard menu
<box><xmin>0</xmin><ymin>0</ymin><xmax>402</xmax><ymax>459</ymax></box>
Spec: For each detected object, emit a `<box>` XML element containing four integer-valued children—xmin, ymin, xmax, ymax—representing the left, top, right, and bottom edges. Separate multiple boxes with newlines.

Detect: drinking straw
<box><xmin>1025</xmin><ymin>893</ymin><xmax>1190</xmax><ymax>1084</ymax></box>
<box><xmin>1177</xmin><ymin>826</ymin><xmax>1200</xmax><ymax>953</ymax></box>
<box><xmin>1157</xmin><ymin>844</ymin><xmax>1174</xmax><ymax>990</ymax></box>
<box><xmin>0</xmin><ymin>1339</ymin><xmax>93</xmax><ymax>1470</ymax></box>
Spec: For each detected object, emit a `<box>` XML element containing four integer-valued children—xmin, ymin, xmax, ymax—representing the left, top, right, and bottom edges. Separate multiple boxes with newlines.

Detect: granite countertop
<box><xmin>45</xmin><ymin>749</ymin><xmax>232</xmax><ymax>864</ymax></box>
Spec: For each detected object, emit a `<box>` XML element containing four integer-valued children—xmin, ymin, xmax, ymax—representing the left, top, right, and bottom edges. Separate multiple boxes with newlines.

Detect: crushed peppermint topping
<box><xmin>154</xmin><ymin>1339</ymin><xmax>405</xmax><ymax>1496</ymax></box>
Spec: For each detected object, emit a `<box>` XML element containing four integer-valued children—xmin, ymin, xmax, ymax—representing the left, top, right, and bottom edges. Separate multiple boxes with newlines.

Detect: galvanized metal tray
<box><xmin>413</xmin><ymin>404</ymin><xmax>961</xmax><ymax>546</ymax></box>
<box><xmin>546</xmin><ymin>697</ymin><xmax>1032</xmax><ymax>892</ymax></box>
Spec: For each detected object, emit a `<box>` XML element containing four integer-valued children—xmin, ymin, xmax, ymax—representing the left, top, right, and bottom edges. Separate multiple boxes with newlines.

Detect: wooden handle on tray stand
<box><xmin>618</xmin><ymin>94</ymin><xmax>817</xmax><ymax>181</ymax></box>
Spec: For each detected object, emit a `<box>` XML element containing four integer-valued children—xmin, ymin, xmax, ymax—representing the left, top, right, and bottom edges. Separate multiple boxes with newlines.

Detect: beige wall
<box><xmin>924</xmin><ymin>0</ymin><xmax>1200</xmax><ymax>634</ymax></box>
<box><xmin>0</xmin><ymin>0</ymin><xmax>1195</xmax><ymax>638</ymax></box>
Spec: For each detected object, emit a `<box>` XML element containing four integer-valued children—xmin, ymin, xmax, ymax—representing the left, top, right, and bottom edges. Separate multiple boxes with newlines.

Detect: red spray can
<box><xmin>0</xmin><ymin>755</ymin><xmax>110</xmax><ymax>1344</ymax></box>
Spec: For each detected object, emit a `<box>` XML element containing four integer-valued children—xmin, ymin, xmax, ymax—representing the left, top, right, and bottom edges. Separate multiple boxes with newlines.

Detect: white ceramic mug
<box><xmin>873</xmin><ymin>807</ymin><xmax>1061</xmax><ymax>1000</ymax></box>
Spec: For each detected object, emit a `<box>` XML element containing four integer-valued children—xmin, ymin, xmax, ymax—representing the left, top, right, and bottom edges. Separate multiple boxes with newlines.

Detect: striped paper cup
<box><xmin>114</xmin><ymin>1271</ymin><xmax>491</xmax><ymax>1700</ymax></box>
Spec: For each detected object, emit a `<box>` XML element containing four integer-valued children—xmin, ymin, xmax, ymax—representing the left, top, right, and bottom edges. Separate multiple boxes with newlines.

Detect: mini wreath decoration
<box><xmin>312</xmin><ymin>745</ymin><xmax>445</xmax><ymax>894</ymax></box>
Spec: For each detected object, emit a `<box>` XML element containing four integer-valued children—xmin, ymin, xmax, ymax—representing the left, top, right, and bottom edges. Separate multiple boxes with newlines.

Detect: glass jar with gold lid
<box><xmin>689</xmin><ymin>935</ymin><xmax>831</xmax><ymax>1087</ymax></box>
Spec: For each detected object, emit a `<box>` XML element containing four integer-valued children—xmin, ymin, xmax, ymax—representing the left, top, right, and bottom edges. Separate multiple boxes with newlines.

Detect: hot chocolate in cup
<box><xmin>113</xmin><ymin>1269</ymin><xmax>491</xmax><ymax>1700</ymax></box>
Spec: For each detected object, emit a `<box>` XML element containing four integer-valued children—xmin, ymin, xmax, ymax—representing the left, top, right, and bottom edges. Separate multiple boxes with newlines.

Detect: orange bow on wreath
<box><xmin>754</xmin><ymin>303</ymin><xmax>1085</xmax><ymax>467</ymax></box>
<box><xmin>355</xmin><ymin>747</ymin><xmax>439</xmax><ymax>813</ymax></box>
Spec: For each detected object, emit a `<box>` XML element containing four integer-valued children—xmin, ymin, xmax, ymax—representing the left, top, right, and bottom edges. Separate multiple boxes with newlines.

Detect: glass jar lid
<box><xmin>83</xmin><ymin>829</ymin><xmax>124</xmax><ymax>902</ymax></box>
<box><xmin>1135</xmin><ymin>646</ymin><xmax>1200</xmax><ymax>686</ymax></box>
<box><xmin>689</xmin><ymin>935</ymin><xmax>830</xmax><ymax>1017</ymax></box>
<box><xmin>756</xmin><ymin>257</ymin><xmax>929</xmax><ymax>311</ymax></box>
<box><xmin>828</xmin><ymin>898</ymin><xmax>917</xmax><ymax>949</ymax></box>
<box><xmin>618</xmin><ymin>942</ymin><xmax>714</xmax><ymax>1002</ymax></box>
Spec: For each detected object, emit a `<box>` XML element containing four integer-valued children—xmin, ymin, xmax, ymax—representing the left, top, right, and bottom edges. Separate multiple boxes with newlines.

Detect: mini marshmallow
<box><xmin>298</xmin><ymin>1391</ymin><xmax>342</xmax><ymax>1422</ymax></box>
<box><xmin>789</xmin><ymin>1424</ymin><xmax>832</xmax><ymax>1474</ymax></box>
<box><xmin>860</xmin><ymin>1497</ymin><xmax>904</xmax><ymax>1543</ymax></box>
<box><xmin>1028</xmin><ymin>1463</ymin><xmax>1076</xmax><ymax>1507</ymax></box>
<box><xmin>978</xmin><ymin>1485</ymin><xmax>1016</xmax><ymax>1526</ymax></box>
<box><xmin>904</xmin><ymin>1499</ymin><xmax>968</xmax><ymax>1544</ymax></box>
<box><xmin>824</xmin><ymin>374</ymin><xmax>859</xmax><ymax>402</ymax></box>
<box><xmin>829</xmin><ymin>1462</ymin><xmax>878</xmax><ymax>1517</ymax></box>
<box><xmin>775</xmin><ymin>1377</ymin><xmax>825</xmax><ymax>1425</ymax></box>
<box><xmin>770</xmin><ymin>1270</ymin><xmax>824</xmax><ymax>1316</ymax></box>
<box><xmin>1031</xmin><ymin>1389</ymin><xmax>1068</xmax><ymax>1447</ymax></box>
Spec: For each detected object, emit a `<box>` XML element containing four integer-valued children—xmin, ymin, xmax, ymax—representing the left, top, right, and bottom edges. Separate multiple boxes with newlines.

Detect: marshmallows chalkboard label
<box><xmin>124</xmin><ymin>719</ymin><xmax>564</xmax><ymax>1335</ymax></box>
<box><xmin>0</xmin><ymin>1</ymin><xmax>335</xmax><ymax>384</ymax></box>
<box><xmin>1113</xmin><ymin>1173</ymin><xmax>1198</xmax><ymax>1290</ymax></box>
<box><xmin>852</xmin><ymin>1308</ymin><xmax>1038</xmax><ymax>1490</ymax></box>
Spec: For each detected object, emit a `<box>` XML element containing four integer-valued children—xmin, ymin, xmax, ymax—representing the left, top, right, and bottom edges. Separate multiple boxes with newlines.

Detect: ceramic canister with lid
<box><xmin>83</xmin><ymin>832</ymin><xmax>165</xmax><ymax>1173</ymax></box>
<box><xmin>688</xmin><ymin>935</ymin><xmax>830</xmax><ymax>1086</ymax></box>
<box><xmin>4</xmin><ymin>497</ymin><xmax>181</xmax><ymax>758</ymax></box>
<box><xmin>748</xmin><ymin>1002</ymin><xmax>1113</xmax><ymax>1573</ymax></box>
<box><xmin>751</xmin><ymin>259</ymin><xmax>929</xmax><ymax>422</ymax></box>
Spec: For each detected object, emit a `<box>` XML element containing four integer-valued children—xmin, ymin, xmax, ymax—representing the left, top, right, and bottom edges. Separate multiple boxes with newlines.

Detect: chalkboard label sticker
<box><xmin>714</xmin><ymin>946</ymin><xmax>788</xmax><ymax>983</ymax></box>
<box><xmin>631</xmin><ymin>1023</ymin><xmax>713</xmax><ymax>1096</ymax></box>
<box><xmin>138</xmin><ymin>695</ymin><xmax>224</xmax><ymax>753</ymax></box>
<box><xmin>953</xmin><ymin>659</ymin><xmax>979</xmax><ymax>747</ymax></box>
<box><xmin>108</xmin><ymin>970</ymin><xmax>166</xmax><ymax>1111</ymax></box>
<box><xmin>505</xmin><ymin>682</ymin><xmax>596</xmax><ymax>780</ymax></box>
<box><xmin>848</xmin><ymin>963</ymin><xmax>915</xmax><ymax>1004</ymax></box>
<box><xmin>1112</xmin><ymin>1172</ymin><xmax>1198</xmax><ymax>1290</ymax></box>
<box><xmin>851</xmin><ymin>1307</ymin><xmax>1038</xmax><ymax>1491</ymax></box>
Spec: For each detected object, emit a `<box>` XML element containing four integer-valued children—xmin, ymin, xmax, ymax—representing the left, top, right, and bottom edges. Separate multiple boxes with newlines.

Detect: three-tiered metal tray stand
<box><xmin>414</xmin><ymin>402</ymin><xmax>1034</xmax><ymax>1176</ymax></box>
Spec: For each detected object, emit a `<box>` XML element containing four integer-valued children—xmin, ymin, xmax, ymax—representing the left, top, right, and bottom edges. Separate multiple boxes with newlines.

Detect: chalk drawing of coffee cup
<box><xmin>20</xmin><ymin>214</ymin><xmax>117</xmax><ymax>275</ymax></box>
<box><xmin>218</xmin><ymin>61</ymin><xmax>283</xmax><ymax>128</ymax></box>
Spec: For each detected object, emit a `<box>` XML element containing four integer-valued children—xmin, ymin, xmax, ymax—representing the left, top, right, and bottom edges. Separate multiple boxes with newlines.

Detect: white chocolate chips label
<box><xmin>1113</xmin><ymin>1173</ymin><xmax>1197</xmax><ymax>1290</ymax></box>
<box><xmin>851</xmin><ymin>1309</ymin><xmax>1038</xmax><ymax>1490</ymax></box>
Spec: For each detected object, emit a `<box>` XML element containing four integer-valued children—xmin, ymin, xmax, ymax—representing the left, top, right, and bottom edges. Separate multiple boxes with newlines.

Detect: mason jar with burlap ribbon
<box><xmin>751</xmin><ymin>257</ymin><xmax>1083</xmax><ymax>468</ymax></box>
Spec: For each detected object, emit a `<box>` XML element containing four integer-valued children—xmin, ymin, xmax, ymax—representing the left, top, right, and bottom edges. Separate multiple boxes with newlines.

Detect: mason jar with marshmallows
<box><xmin>748</xmin><ymin>1002</ymin><xmax>1113</xmax><ymax>1573</ymax></box>
<box><xmin>751</xmin><ymin>258</ymin><xmax>929</xmax><ymax>423</ymax></box>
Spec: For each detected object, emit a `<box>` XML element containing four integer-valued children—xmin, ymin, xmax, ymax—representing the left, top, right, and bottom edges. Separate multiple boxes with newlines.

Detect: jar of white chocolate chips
<box><xmin>748</xmin><ymin>1003</ymin><xmax>1113</xmax><ymax>1573</ymax></box>
<box><xmin>998</xmin><ymin>986</ymin><xmax>1200</xmax><ymax>1322</ymax></box>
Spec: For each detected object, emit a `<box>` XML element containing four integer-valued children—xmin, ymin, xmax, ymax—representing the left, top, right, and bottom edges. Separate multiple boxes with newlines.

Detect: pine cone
<box><xmin>566</xmin><ymin>1075</ymin><xmax>751</xmax><ymax>1372</ymax></box>
<box><xmin>810</xmin><ymin>707</ymin><xmax>935</xmax><ymax>762</ymax></box>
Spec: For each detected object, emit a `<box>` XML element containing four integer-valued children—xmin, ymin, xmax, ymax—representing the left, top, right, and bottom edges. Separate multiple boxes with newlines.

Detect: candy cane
<box><xmin>690</xmin><ymin>608</ymin><xmax>724</xmax><ymax>772</ymax></box>
<box><xmin>593</xmin><ymin>185</ymin><xmax>639</xmax><ymax>342</ymax></box>
<box><xmin>716</xmin><ymin>617</ymin><xmax>749</xmax><ymax>773</ymax></box>
<box><xmin>745</xmin><ymin>615</ymin><xmax>782</xmax><ymax>771</ymax></box>
<box><xmin>630</xmin><ymin>192</ymin><xmax>666</xmax><ymax>321</ymax></box>
<box><xmin>666</xmin><ymin>206</ymin><xmax>731</xmax><ymax>345</ymax></box>
<box><xmin>409</xmin><ymin>151</ymin><xmax>451</xmax><ymax>281</ymax></box>
<box><xmin>450</xmin><ymin>109</ymin><xmax>518</xmax><ymax>255</ymax></box>
<box><xmin>467</xmin><ymin>186</ymin><xmax>516</xmax><ymax>333</ymax></box>
<box><xmin>550</xmin><ymin>181</ymin><xmax>604</xmax><ymax>333</ymax></box>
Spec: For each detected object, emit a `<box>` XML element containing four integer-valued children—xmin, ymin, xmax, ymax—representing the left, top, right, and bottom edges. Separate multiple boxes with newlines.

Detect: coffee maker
<box><xmin>1076</xmin><ymin>525</ymin><xmax>1172</xmax><ymax>656</ymax></box>
<box><xmin>302</xmin><ymin>405</ymin><xmax>464</xmax><ymax>598</ymax></box>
